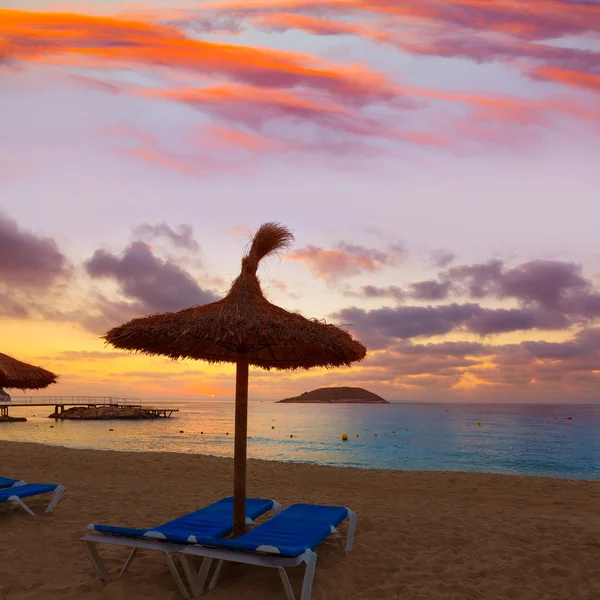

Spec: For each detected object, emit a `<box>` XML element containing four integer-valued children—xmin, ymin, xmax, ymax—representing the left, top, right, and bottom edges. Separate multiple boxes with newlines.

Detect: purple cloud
<box><xmin>467</xmin><ymin>307</ymin><xmax>570</xmax><ymax>336</ymax></box>
<box><xmin>0</xmin><ymin>211</ymin><xmax>70</xmax><ymax>288</ymax></box>
<box><xmin>410</xmin><ymin>280</ymin><xmax>452</xmax><ymax>301</ymax></box>
<box><xmin>444</xmin><ymin>259</ymin><xmax>600</xmax><ymax>320</ymax></box>
<box><xmin>334</xmin><ymin>302</ymin><xmax>574</xmax><ymax>344</ymax></box>
<box><xmin>429</xmin><ymin>250</ymin><xmax>456</xmax><ymax>268</ymax></box>
<box><xmin>84</xmin><ymin>241</ymin><xmax>218</xmax><ymax>315</ymax></box>
<box><xmin>133</xmin><ymin>222</ymin><xmax>201</xmax><ymax>253</ymax></box>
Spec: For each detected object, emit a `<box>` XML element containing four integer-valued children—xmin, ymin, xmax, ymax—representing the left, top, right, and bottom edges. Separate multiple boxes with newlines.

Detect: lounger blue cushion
<box><xmin>189</xmin><ymin>504</ymin><xmax>350</xmax><ymax>558</ymax></box>
<box><xmin>90</xmin><ymin>496</ymin><xmax>276</xmax><ymax>543</ymax></box>
<box><xmin>0</xmin><ymin>483</ymin><xmax>59</xmax><ymax>501</ymax></box>
<box><xmin>0</xmin><ymin>477</ymin><xmax>22</xmax><ymax>489</ymax></box>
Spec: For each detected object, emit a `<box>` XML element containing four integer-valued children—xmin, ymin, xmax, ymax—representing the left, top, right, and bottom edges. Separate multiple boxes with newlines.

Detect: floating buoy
<box><xmin>271</xmin><ymin>426</ymin><xmax>274</xmax><ymax>429</ymax></box>
<box><xmin>179</xmin><ymin>430</ymin><xmax>184</xmax><ymax>433</ymax></box>
<box><xmin>477</xmin><ymin>421</ymin><xmax>481</xmax><ymax>426</ymax></box>
<box><xmin>392</xmin><ymin>430</ymin><xmax>396</xmax><ymax>434</ymax></box>
<box><xmin>201</xmin><ymin>431</ymin><xmax>204</xmax><ymax>434</ymax></box>
<box><xmin>356</xmin><ymin>434</ymin><xmax>360</xmax><ymax>438</ymax></box>
<box><xmin>290</xmin><ymin>434</ymin><xmax>294</xmax><ymax>438</ymax></box>
<box><xmin>406</xmin><ymin>428</ymin><xmax>409</xmax><ymax>432</ymax></box>
<box><xmin>226</xmin><ymin>432</ymin><xmax>229</xmax><ymax>435</ymax></box>
<box><xmin>109</xmin><ymin>428</ymin><xmax>114</xmax><ymax>432</ymax></box>
<box><xmin>50</xmin><ymin>426</ymin><xmax>54</xmax><ymax>428</ymax></box>
<box><xmin>374</xmin><ymin>433</ymin><xmax>378</xmax><ymax>437</ymax></box>
<box><xmin>342</xmin><ymin>433</ymin><xmax>348</xmax><ymax>441</ymax></box>
<box><xmin>567</xmin><ymin>417</ymin><xmax>573</xmax><ymax>420</ymax></box>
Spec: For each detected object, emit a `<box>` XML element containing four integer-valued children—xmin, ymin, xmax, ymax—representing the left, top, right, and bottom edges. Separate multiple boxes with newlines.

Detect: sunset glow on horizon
<box><xmin>1</xmin><ymin>0</ymin><xmax>599</xmax><ymax>403</ymax></box>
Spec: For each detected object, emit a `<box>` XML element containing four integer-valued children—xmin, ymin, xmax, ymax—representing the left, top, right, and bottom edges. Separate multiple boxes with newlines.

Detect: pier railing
<box><xmin>7</xmin><ymin>396</ymin><xmax>143</xmax><ymax>407</ymax></box>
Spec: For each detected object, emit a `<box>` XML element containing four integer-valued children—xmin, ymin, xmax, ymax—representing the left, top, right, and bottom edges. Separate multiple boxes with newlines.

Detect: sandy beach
<box><xmin>1</xmin><ymin>440</ymin><xmax>600</xmax><ymax>600</ymax></box>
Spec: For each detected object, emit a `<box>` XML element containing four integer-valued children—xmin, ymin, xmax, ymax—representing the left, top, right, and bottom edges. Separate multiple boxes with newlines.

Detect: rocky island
<box><xmin>277</xmin><ymin>386</ymin><xmax>389</xmax><ymax>404</ymax></box>
<box><xmin>49</xmin><ymin>406</ymin><xmax>168</xmax><ymax>420</ymax></box>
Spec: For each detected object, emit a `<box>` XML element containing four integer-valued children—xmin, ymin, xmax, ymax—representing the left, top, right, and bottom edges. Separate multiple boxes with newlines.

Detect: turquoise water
<box><xmin>1</xmin><ymin>401</ymin><xmax>599</xmax><ymax>480</ymax></box>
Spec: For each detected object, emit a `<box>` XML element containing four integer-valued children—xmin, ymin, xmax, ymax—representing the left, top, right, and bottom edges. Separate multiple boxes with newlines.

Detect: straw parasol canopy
<box><xmin>0</xmin><ymin>352</ymin><xmax>59</xmax><ymax>390</ymax></box>
<box><xmin>104</xmin><ymin>222</ymin><xmax>367</xmax><ymax>535</ymax></box>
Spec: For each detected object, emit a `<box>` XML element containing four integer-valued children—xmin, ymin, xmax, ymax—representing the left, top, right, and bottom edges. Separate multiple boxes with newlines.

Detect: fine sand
<box><xmin>1</xmin><ymin>441</ymin><xmax>600</xmax><ymax>600</ymax></box>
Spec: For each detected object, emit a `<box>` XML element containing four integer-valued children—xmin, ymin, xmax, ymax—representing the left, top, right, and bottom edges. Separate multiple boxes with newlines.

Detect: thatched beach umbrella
<box><xmin>0</xmin><ymin>352</ymin><xmax>59</xmax><ymax>390</ymax></box>
<box><xmin>103</xmin><ymin>223</ymin><xmax>367</xmax><ymax>536</ymax></box>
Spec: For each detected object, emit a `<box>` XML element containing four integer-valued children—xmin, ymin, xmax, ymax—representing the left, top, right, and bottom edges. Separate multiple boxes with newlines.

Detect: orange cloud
<box><xmin>0</xmin><ymin>9</ymin><xmax>398</xmax><ymax>106</ymax></box>
<box><xmin>205</xmin><ymin>124</ymin><xmax>280</xmax><ymax>152</ymax></box>
<box><xmin>203</xmin><ymin>0</ymin><xmax>600</xmax><ymax>94</ymax></box>
<box><xmin>531</xmin><ymin>66</ymin><xmax>600</xmax><ymax>93</ymax></box>
<box><xmin>252</xmin><ymin>12</ymin><xmax>379</xmax><ymax>38</ymax></box>
<box><xmin>143</xmin><ymin>84</ymin><xmax>449</xmax><ymax>149</ymax></box>
<box><xmin>129</xmin><ymin>146</ymin><xmax>195</xmax><ymax>175</ymax></box>
<box><xmin>208</xmin><ymin>0</ymin><xmax>600</xmax><ymax>39</ymax></box>
<box><xmin>289</xmin><ymin>242</ymin><xmax>404</xmax><ymax>281</ymax></box>
<box><xmin>289</xmin><ymin>246</ymin><xmax>381</xmax><ymax>280</ymax></box>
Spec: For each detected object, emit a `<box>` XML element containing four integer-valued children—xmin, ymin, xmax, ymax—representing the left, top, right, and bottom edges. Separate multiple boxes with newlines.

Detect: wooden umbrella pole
<box><xmin>233</xmin><ymin>349</ymin><xmax>249</xmax><ymax>538</ymax></box>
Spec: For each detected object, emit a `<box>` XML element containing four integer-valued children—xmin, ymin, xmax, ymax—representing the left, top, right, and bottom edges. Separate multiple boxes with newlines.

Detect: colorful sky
<box><xmin>1</xmin><ymin>0</ymin><xmax>600</xmax><ymax>402</ymax></box>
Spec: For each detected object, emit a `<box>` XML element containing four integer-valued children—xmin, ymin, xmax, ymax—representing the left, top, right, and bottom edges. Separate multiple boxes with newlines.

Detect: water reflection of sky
<box><xmin>1</xmin><ymin>402</ymin><xmax>599</xmax><ymax>480</ymax></box>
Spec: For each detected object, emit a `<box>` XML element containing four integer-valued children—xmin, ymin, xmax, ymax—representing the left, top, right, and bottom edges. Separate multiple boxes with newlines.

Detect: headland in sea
<box><xmin>277</xmin><ymin>386</ymin><xmax>388</xmax><ymax>403</ymax></box>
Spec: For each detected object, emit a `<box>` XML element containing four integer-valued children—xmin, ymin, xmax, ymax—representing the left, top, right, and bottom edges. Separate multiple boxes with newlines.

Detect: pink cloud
<box><xmin>289</xmin><ymin>241</ymin><xmax>404</xmax><ymax>281</ymax></box>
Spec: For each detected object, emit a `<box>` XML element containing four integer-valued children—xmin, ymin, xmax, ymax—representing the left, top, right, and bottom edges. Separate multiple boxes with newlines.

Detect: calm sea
<box><xmin>2</xmin><ymin>401</ymin><xmax>599</xmax><ymax>481</ymax></box>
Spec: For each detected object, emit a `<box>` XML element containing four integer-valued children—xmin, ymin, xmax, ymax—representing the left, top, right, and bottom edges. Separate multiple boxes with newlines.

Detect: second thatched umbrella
<box><xmin>103</xmin><ymin>222</ymin><xmax>367</xmax><ymax>536</ymax></box>
<box><xmin>0</xmin><ymin>352</ymin><xmax>59</xmax><ymax>390</ymax></box>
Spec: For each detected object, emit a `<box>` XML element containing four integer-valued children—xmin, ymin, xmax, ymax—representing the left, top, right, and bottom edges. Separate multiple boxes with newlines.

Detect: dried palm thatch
<box><xmin>104</xmin><ymin>223</ymin><xmax>366</xmax><ymax>368</ymax></box>
<box><xmin>103</xmin><ymin>222</ymin><xmax>366</xmax><ymax>536</ymax></box>
<box><xmin>0</xmin><ymin>352</ymin><xmax>58</xmax><ymax>390</ymax></box>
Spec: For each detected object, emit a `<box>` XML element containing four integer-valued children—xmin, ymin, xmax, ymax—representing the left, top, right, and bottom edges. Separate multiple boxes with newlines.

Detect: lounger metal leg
<box><xmin>208</xmin><ymin>559</ymin><xmax>224</xmax><ymax>591</ymax></box>
<box><xmin>196</xmin><ymin>557</ymin><xmax>213</xmax><ymax>593</ymax></box>
<box><xmin>346</xmin><ymin>510</ymin><xmax>356</xmax><ymax>552</ymax></box>
<box><xmin>120</xmin><ymin>548</ymin><xmax>139</xmax><ymax>575</ymax></box>
<box><xmin>278</xmin><ymin>568</ymin><xmax>296</xmax><ymax>600</ymax></box>
<box><xmin>8</xmin><ymin>496</ymin><xmax>35</xmax><ymax>516</ymax></box>
<box><xmin>179</xmin><ymin>554</ymin><xmax>207</xmax><ymax>597</ymax></box>
<box><xmin>300</xmin><ymin>551</ymin><xmax>317</xmax><ymax>600</ymax></box>
<box><xmin>83</xmin><ymin>540</ymin><xmax>111</xmax><ymax>582</ymax></box>
<box><xmin>46</xmin><ymin>485</ymin><xmax>65</xmax><ymax>513</ymax></box>
<box><xmin>163</xmin><ymin>552</ymin><xmax>191</xmax><ymax>600</ymax></box>
<box><xmin>329</xmin><ymin>527</ymin><xmax>346</xmax><ymax>553</ymax></box>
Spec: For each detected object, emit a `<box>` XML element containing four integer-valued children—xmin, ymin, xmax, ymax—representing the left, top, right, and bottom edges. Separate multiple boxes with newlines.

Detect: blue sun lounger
<box><xmin>82</xmin><ymin>496</ymin><xmax>282</xmax><ymax>599</ymax></box>
<box><xmin>0</xmin><ymin>476</ymin><xmax>26</xmax><ymax>489</ymax></box>
<box><xmin>0</xmin><ymin>483</ymin><xmax>65</xmax><ymax>516</ymax></box>
<box><xmin>179</xmin><ymin>503</ymin><xmax>356</xmax><ymax>600</ymax></box>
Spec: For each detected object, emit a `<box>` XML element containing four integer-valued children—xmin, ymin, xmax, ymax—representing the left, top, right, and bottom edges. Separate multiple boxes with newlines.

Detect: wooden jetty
<box><xmin>1</xmin><ymin>396</ymin><xmax>178</xmax><ymax>419</ymax></box>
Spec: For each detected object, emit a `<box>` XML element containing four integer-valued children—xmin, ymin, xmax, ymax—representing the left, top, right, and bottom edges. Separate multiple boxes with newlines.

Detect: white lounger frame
<box><xmin>82</xmin><ymin>506</ymin><xmax>356</xmax><ymax>600</ymax></box>
<box><xmin>2</xmin><ymin>484</ymin><xmax>65</xmax><ymax>516</ymax></box>
<box><xmin>81</xmin><ymin>501</ymin><xmax>283</xmax><ymax>600</ymax></box>
<box><xmin>183</xmin><ymin>508</ymin><xmax>355</xmax><ymax>600</ymax></box>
